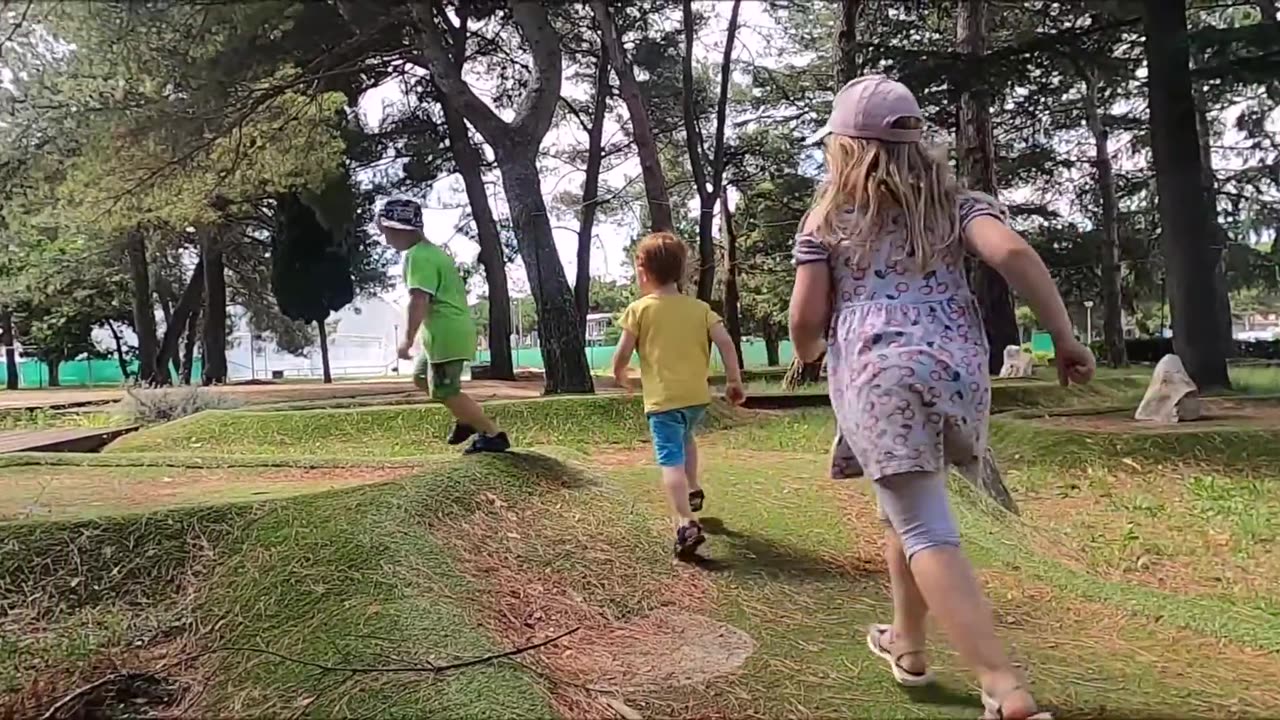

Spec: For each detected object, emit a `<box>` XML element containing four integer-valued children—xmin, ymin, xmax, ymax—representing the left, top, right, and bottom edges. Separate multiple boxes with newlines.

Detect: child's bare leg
<box><xmin>684</xmin><ymin>434</ymin><xmax>700</xmax><ymax>492</ymax></box>
<box><xmin>440</xmin><ymin>392</ymin><xmax>499</xmax><ymax>436</ymax></box>
<box><xmin>877</xmin><ymin>471</ymin><xmax>1040</xmax><ymax>718</ymax></box>
<box><xmin>885</xmin><ymin>528</ymin><xmax>929</xmax><ymax>674</ymax></box>
<box><xmin>661</xmin><ymin>465</ymin><xmax>697</xmax><ymax>526</ymax></box>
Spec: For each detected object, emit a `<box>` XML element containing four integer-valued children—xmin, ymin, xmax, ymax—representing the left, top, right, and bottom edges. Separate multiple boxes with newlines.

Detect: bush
<box><xmin>115</xmin><ymin>386</ymin><xmax>243</xmax><ymax>425</ymax></box>
<box><xmin>1116</xmin><ymin>337</ymin><xmax>1280</xmax><ymax>363</ymax></box>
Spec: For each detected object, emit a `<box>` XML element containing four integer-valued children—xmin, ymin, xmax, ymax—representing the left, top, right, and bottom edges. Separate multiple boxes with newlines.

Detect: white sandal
<box><xmin>980</xmin><ymin>686</ymin><xmax>1053</xmax><ymax>720</ymax></box>
<box><xmin>866</xmin><ymin>624</ymin><xmax>935</xmax><ymax>687</ymax></box>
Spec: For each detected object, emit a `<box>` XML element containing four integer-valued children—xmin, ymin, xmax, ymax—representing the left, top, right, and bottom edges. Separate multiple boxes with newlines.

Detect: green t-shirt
<box><xmin>404</xmin><ymin>242</ymin><xmax>475</xmax><ymax>363</ymax></box>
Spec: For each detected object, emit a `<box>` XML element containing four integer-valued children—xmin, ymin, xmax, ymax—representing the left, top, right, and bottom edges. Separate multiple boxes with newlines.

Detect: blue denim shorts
<box><xmin>647</xmin><ymin>405</ymin><xmax>707</xmax><ymax>467</ymax></box>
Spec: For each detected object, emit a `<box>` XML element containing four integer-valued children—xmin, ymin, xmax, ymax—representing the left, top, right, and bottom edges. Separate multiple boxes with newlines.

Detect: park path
<box><xmin>0</xmin><ymin>376</ymin><xmax>573</xmax><ymax>411</ymax></box>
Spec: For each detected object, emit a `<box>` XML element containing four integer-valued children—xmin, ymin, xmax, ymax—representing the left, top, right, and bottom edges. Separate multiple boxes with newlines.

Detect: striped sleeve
<box><xmin>958</xmin><ymin>191</ymin><xmax>1010</xmax><ymax>231</ymax></box>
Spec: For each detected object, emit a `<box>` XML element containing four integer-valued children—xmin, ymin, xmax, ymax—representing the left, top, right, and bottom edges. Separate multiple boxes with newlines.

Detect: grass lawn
<box><xmin>5</xmin><ymin>387</ymin><xmax>1280</xmax><ymax>718</ymax></box>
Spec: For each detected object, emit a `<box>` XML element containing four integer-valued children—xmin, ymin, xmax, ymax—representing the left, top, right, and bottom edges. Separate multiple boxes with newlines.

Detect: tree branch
<box><xmin>507</xmin><ymin>0</ymin><xmax>563</xmax><ymax>141</ymax></box>
<box><xmin>403</xmin><ymin>0</ymin><xmax>509</xmax><ymax>143</ymax></box>
<box><xmin>681</xmin><ymin>0</ymin><xmax>710</xmax><ymax>201</ymax></box>
<box><xmin>709</xmin><ymin>0</ymin><xmax>742</xmax><ymax>198</ymax></box>
<box><xmin>0</xmin><ymin>0</ymin><xmax>33</xmax><ymax>53</ymax></box>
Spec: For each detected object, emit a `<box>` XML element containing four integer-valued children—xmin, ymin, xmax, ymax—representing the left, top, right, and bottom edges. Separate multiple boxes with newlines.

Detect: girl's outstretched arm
<box><xmin>789</xmin><ymin>262</ymin><xmax>831</xmax><ymax>363</ymax></box>
<box><xmin>965</xmin><ymin>216</ymin><xmax>1095</xmax><ymax>385</ymax></box>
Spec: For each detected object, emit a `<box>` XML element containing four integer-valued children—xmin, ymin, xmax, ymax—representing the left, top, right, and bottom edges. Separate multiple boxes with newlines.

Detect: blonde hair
<box><xmin>808</xmin><ymin>123</ymin><xmax>961</xmax><ymax>270</ymax></box>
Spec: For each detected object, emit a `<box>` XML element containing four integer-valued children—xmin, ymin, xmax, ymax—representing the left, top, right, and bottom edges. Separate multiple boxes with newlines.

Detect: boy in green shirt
<box><xmin>378</xmin><ymin>198</ymin><xmax>509</xmax><ymax>454</ymax></box>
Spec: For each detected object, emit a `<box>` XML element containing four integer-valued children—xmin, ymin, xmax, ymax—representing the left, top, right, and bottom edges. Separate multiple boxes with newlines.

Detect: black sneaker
<box><xmin>464</xmin><ymin>432</ymin><xmax>511</xmax><ymax>455</ymax></box>
<box><xmin>688</xmin><ymin>490</ymin><xmax>705</xmax><ymax>513</ymax></box>
<box><xmin>448</xmin><ymin>422</ymin><xmax>477</xmax><ymax>445</ymax></box>
<box><xmin>674</xmin><ymin>521</ymin><xmax>705</xmax><ymax>561</ymax></box>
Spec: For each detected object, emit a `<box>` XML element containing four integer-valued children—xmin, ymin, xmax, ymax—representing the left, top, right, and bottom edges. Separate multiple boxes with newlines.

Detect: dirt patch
<box><xmin>1031</xmin><ymin>397</ymin><xmax>1280</xmax><ymax>433</ymax></box>
<box><xmin>0</xmin><ymin>377</ymin><xmax>560</xmax><ymax>412</ymax></box>
<box><xmin>439</xmin><ymin>493</ymin><xmax>752</xmax><ymax>717</ymax></box>
<box><xmin>552</xmin><ymin>611</ymin><xmax>754</xmax><ymax>692</ymax></box>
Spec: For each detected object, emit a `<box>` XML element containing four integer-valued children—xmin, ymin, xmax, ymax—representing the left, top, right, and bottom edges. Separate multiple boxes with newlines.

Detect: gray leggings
<box><xmin>873</xmin><ymin>471</ymin><xmax>961</xmax><ymax>560</ymax></box>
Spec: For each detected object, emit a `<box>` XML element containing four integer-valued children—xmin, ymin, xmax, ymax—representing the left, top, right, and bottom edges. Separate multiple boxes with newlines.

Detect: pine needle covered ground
<box><xmin>4</xmin><ymin>379</ymin><xmax>1279</xmax><ymax>718</ymax></box>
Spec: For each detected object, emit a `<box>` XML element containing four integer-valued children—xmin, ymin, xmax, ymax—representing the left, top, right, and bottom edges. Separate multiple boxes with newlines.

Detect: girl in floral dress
<box><xmin>789</xmin><ymin>75</ymin><xmax>1095</xmax><ymax>720</ymax></box>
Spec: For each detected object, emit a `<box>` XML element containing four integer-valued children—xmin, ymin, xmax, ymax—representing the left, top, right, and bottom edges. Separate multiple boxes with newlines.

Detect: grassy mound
<box><xmin>12</xmin><ymin>379</ymin><xmax>1280</xmax><ymax>717</ymax></box>
<box><xmin>1</xmin><ymin>453</ymin><xmax>590</xmax><ymax>718</ymax></box>
<box><xmin>108</xmin><ymin>395</ymin><xmax>650</xmax><ymax>456</ymax></box>
<box><xmin>109</xmin><ymin>376</ymin><xmax>1148</xmax><ymax>458</ymax></box>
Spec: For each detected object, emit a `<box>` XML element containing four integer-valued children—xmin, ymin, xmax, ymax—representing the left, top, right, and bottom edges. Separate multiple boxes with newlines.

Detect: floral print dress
<box><xmin>793</xmin><ymin>194</ymin><xmax>1006</xmax><ymax>481</ymax></box>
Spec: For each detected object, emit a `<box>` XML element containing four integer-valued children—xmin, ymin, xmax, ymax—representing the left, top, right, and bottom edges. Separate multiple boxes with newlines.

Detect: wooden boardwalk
<box><xmin>0</xmin><ymin>426</ymin><xmax>139</xmax><ymax>454</ymax></box>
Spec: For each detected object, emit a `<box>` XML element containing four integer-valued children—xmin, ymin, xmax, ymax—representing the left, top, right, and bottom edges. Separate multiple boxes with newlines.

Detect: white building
<box><xmin>585</xmin><ymin>312</ymin><xmax>613</xmax><ymax>346</ymax></box>
<box><xmin>227</xmin><ymin>296</ymin><xmax>411</xmax><ymax>381</ymax></box>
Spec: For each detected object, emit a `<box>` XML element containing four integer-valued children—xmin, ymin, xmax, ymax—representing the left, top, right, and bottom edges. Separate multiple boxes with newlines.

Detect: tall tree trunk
<box><xmin>591</xmin><ymin>0</ymin><xmax>674</xmax><ymax>231</ymax></box>
<box><xmin>201</xmin><ymin>231</ymin><xmax>228</xmax><ymax>385</ymax></box>
<box><xmin>436</xmin><ymin>11</ymin><xmax>514</xmax><ymax>381</ymax></box>
<box><xmin>443</xmin><ymin>109</ymin><xmax>515</xmax><ymax>381</ymax></box>
<box><xmin>181</xmin><ymin>304</ymin><xmax>201</xmax><ymax>385</ymax></box>
<box><xmin>125</xmin><ymin>229</ymin><xmax>163</xmax><ymax>385</ymax></box>
<box><xmin>1257</xmin><ymin>0</ymin><xmax>1278</xmax><ymax>22</ymax></box>
<box><xmin>836</xmin><ymin>0</ymin><xmax>864</xmax><ymax>85</ymax></box>
<box><xmin>719</xmin><ymin>193</ymin><xmax>745</xmax><ymax>367</ymax></box>
<box><xmin>681</xmin><ymin>0</ymin><xmax>741</xmax><ymax>302</ymax></box>
<box><xmin>106</xmin><ymin>320</ymin><xmax>130</xmax><ymax>380</ymax></box>
<box><xmin>1191</xmin><ymin>64</ymin><xmax>1235</xmax><ymax>361</ymax></box>
<box><xmin>957</xmin><ymin>0</ymin><xmax>1019</xmax><ymax>375</ymax></box>
<box><xmin>46</xmin><ymin>357</ymin><xmax>61</xmax><ymax>387</ymax></box>
<box><xmin>317</xmin><ymin>319</ymin><xmax>333</xmax><ymax>384</ymax></box>
<box><xmin>577</xmin><ymin>50</ymin><xmax>610</xmax><ymax>334</ymax></box>
<box><xmin>1142</xmin><ymin>0</ymin><xmax>1231</xmax><ymax>389</ymax></box>
<box><xmin>157</xmin><ymin>259</ymin><xmax>204</xmax><ymax>384</ymax></box>
<box><xmin>499</xmin><ymin>150</ymin><xmax>595</xmax><ymax>394</ymax></box>
<box><xmin>763</xmin><ymin>328</ymin><xmax>780</xmax><ymax>368</ymax></box>
<box><xmin>1</xmin><ymin>310</ymin><xmax>17</xmax><ymax>390</ymax></box>
<box><xmin>1080</xmin><ymin>64</ymin><xmax>1128</xmax><ymax>368</ymax></box>
<box><xmin>407</xmin><ymin>0</ymin><xmax>592</xmax><ymax>394</ymax></box>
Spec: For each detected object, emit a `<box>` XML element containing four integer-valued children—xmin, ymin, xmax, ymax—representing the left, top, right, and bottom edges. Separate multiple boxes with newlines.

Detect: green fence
<box><xmin>1</xmin><ymin>339</ymin><xmax>792</xmax><ymax>388</ymax></box>
<box><xmin>480</xmin><ymin>338</ymin><xmax>796</xmax><ymax>372</ymax></box>
<box><xmin>0</xmin><ymin>359</ymin><xmax>205</xmax><ymax>389</ymax></box>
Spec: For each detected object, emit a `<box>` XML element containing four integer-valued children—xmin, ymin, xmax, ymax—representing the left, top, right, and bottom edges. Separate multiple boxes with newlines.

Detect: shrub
<box><xmin>114</xmin><ymin>386</ymin><xmax>243</xmax><ymax>425</ymax></box>
<box><xmin>1116</xmin><ymin>337</ymin><xmax>1280</xmax><ymax>363</ymax></box>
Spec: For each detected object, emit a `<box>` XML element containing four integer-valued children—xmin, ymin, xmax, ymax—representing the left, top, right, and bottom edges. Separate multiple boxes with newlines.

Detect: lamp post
<box><xmin>1084</xmin><ymin>300</ymin><xmax>1095</xmax><ymax>342</ymax></box>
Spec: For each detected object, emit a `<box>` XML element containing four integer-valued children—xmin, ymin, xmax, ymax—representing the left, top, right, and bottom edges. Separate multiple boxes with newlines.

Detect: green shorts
<box><xmin>414</xmin><ymin>357</ymin><xmax>465</xmax><ymax>401</ymax></box>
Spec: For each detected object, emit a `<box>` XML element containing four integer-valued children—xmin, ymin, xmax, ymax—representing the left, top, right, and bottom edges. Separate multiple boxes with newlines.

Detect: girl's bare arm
<box><xmin>789</xmin><ymin>262</ymin><xmax>831</xmax><ymax>363</ymax></box>
<box><xmin>963</xmin><ymin>217</ymin><xmax>1073</xmax><ymax>344</ymax></box>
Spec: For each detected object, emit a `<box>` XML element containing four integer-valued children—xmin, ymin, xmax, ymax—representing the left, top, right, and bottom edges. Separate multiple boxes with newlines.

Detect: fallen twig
<box><xmin>216</xmin><ymin>626</ymin><xmax>580</xmax><ymax>675</ymax></box>
<box><xmin>39</xmin><ymin>628</ymin><xmax>579</xmax><ymax>719</ymax></box>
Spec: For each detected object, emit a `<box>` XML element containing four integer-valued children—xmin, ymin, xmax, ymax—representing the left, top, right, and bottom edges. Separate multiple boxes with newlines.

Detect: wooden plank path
<box><xmin>0</xmin><ymin>426</ymin><xmax>139</xmax><ymax>454</ymax></box>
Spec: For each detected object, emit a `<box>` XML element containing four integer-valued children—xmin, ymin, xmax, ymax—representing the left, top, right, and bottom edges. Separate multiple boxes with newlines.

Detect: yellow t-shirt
<box><xmin>618</xmin><ymin>294</ymin><xmax>722</xmax><ymax>414</ymax></box>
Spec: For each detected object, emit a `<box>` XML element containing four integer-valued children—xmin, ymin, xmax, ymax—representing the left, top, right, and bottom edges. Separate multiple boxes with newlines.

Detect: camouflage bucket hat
<box><xmin>379</xmin><ymin>198</ymin><xmax>423</xmax><ymax>231</ymax></box>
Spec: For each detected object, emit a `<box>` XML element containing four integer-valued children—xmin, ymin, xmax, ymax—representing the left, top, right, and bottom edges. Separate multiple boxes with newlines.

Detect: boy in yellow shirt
<box><xmin>612</xmin><ymin>232</ymin><xmax>745</xmax><ymax>559</ymax></box>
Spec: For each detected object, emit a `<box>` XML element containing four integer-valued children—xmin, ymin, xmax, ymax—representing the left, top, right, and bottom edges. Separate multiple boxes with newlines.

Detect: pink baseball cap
<box><xmin>806</xmin><ymin>75</ymin><xmax>924</xmax><ymax>145</ymax></box>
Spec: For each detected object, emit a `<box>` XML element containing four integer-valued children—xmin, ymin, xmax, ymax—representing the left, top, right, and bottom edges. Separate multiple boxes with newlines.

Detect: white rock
<box><xmin>998</xmin><ymin>345</ymin><xmax>1035</xmax><ymax>378</ymax></box>
<box><xmin>1135</xmin><ymin>354</ymin><xmax>1203</xmax><ymax>423</ymax></box>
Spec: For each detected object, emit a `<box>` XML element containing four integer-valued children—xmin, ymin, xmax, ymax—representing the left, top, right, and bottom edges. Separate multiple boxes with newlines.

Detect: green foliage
<box><xmin>270</xmin><ymin>191</ymin><xmax>355</xmax><ymax>326</ymax></box>
<box><xmin>588</xmin><ymin>277</ymin><xmax>637</xmax><ymax>314</ymax></box>
<box><xmin>735</xmin><ymin>169</ymin><xmax>816</xmax><ymax>340</ymax></box>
